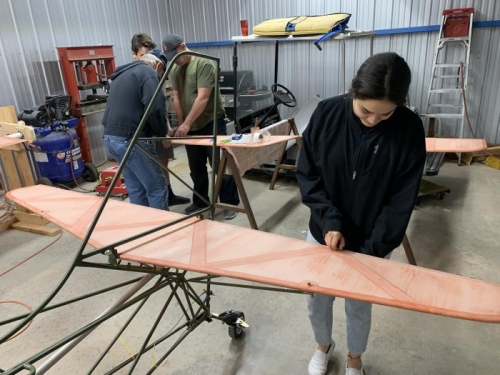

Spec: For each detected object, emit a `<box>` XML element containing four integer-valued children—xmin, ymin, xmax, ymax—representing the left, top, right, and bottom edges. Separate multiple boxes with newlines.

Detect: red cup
<box><xmin>240</xmin><ymin>20</ymin><xmax>249</xmax><ymax>36</ymax></box>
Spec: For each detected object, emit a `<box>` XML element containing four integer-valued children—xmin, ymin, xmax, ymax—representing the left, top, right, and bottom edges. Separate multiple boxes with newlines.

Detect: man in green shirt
<box><xmin>130</xmin><ymin>34</ymin><xmax>190</xmax><ymax>207</ymax></box>
<box><xmin>163</xmin><ymin>34</ymin><xmax>239</xmax><ymax>219</ymax></box>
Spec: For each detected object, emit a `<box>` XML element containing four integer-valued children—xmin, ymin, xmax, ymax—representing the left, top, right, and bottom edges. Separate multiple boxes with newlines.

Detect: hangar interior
<box><xmin>1</xmin><ymin>1</ymin><xmax>499</xmax><ymax>374</ymax></box>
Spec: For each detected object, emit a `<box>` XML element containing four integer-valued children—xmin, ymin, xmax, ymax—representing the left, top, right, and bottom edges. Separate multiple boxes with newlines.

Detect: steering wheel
<box><xmin>271</xmin><ymin>83</ymin><xmax>297</xmax><ymax>108</ymax></box>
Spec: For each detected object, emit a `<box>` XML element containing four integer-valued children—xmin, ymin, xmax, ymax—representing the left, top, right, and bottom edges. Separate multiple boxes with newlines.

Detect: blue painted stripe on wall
<box><xmin>474</xmin><ymin>20</ymin><xmax>500</xmax><ymax>27</ymax></box>
<box><xmin>376</xmin><ymin>20</ymin><xmax>500</xmax><ymax>35</ymax></box>
<box><xmin>375</xmin><ymin>25</ymin><xmax>440</xmax><ymax>35</ymax></box>
<box><xmin>187</xmin><ymin>20</ymin><xmax>500</xmax><ymax>48</ymax></box>
<box><xmin>187</xmin><ymin>41</ymin><xmax>234</xmax><ymax>48</ymax></box>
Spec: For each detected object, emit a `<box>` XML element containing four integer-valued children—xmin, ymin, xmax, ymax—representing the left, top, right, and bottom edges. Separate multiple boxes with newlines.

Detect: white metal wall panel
<box><xmin>0</xmin><ymin>0</ymin><xmax>499</xmax><ymax>143</ymax></box>
<box><xmin>180</xmin><ymin>0</ymin><xmax>497</xmax><ymax>142</ymax></box>
<box><xmin>16</xmin><ymin>0</ymin><xmax>51</xmax><ymax>105</ymax></box>
<box><xmin>0</xmin><ymin>1</ymin><xmax>21</xmax><ymax>110</ymax></box>
<box><xmin>0</xmin><ymin>0</ymin><xmax>175</xmax><ymax>167</ymax></box>
<box><xmin>166</xmin><ymin>0</ymin><xmax>188</xmax><ymax>39</ymax></box>
<box><xmin>475</xmin><ymin>28</ymin><xmax>500</xmax><ymax>141</ymax></box>
<box><xmin>1</xmin><ymin>0</ymin><xmax>38</xmax><ymax>109</ymax></box>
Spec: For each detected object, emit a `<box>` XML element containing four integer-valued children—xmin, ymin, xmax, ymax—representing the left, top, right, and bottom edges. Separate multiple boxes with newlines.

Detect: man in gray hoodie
<box><xmin>102</xmin><ymin>54</ymin><xmax>169</xmax><ymax>210</ymax></box>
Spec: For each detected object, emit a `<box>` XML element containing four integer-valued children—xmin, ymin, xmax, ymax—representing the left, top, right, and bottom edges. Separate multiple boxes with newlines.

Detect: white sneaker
<box><xmin>345</xmin><ymin>364</ymin><xmax>365</xmax><ymax>375</ymax></box>
<box><xmin>308</xmin><ymin>339</ymin><xmax>336</xmax><ymax>375</ymax></box>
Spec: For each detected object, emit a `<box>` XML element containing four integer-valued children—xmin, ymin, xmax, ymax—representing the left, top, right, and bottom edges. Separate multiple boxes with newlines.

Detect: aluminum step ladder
<box><xmin>423</xmin><ymin>8</ymin><xmax>474</xmax><ymax>164</ymax></box>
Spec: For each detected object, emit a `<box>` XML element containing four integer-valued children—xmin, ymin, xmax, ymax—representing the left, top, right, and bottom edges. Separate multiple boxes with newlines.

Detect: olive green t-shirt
<box><xmin>170</xmin><ymin>57</ymin><xmax>225</xmax><ymax>131</ymax></box>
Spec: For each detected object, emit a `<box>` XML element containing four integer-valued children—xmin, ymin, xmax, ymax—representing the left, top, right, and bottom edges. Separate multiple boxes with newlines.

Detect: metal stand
<box><xmin>422</xmin><ymin>8</ymin><xmax>474</xmax><ymax>164</ymax></box>
<box><xmin>57</xmin><ymin>46</ymin><xmax>116</xmax><ymax>163</ymax></box>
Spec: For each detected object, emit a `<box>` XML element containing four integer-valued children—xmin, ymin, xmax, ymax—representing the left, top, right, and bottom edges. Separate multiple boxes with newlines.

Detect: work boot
<box><xmin>184</xmin><ymin>203</ymin><xmax>209</xmax><ymax>214</ymax></box>
<box><xmin>168</xmin><ymin>186</ymin><xmax>190</xmax><ymax>206</ymax></box>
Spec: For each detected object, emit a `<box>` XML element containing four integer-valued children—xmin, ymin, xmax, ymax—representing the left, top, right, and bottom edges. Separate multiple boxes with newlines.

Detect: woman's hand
<box><xmin>324</xmin><ymin>231</ymin><xmax>345</xmax><ymax>251</ymax></box>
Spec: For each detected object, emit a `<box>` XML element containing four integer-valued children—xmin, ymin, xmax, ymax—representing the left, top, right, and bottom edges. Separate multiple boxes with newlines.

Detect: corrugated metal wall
<box><xmin>172</xmin><ymin>0</ymin><xmax>500</xmax><ymax>143</ymax></box>
<box><xmin>0</xmin><ymin>0</ymin><xmax>499</xmax><ymax>145</ymax></box>
<box><xmin>0</xmin><ymin>0</ymin><xmax>174</xmax><ymax>164</ymax></box>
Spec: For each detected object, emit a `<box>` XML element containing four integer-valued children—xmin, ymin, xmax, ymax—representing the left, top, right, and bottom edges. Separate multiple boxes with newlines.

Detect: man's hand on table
<box><xmin>174</xmin><ymin>123</ymin><xmax>190</xmax><ymax>137</ymax></box>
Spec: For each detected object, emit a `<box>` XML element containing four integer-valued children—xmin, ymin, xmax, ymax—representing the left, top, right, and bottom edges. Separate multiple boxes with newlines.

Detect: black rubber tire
<box><xmin>436</xmin><ymin>192</ymin><xmax>446</xmax><ymax>200</ymax></box>
<box><xmin>83</xmin><ymin>163</ymin><xmax>99</xmax><ymax>182</ymax></box>
<box><xmin>228</xmin><ymin>312</ymin><xmax>245</xmax><ymax>339</ymax></box>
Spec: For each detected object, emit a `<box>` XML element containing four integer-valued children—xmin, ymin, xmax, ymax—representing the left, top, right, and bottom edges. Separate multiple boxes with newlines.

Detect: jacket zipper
<box><xmin>352</xmin><ymin>134</ymin><xmax>365</xmax><ymax>180</ymax></box>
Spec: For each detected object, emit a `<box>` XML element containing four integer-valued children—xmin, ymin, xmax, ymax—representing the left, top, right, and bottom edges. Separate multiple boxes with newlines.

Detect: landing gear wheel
<box><xmin>271</xmin><ymin>83</ymin><xmax>297</xmax><ymax>108</ymax></box>
<box><xmin>436</xmin><ymin>192</ymin><xmax>446</xmax><ymax>200</ymax></box>
<box><xmin>228</xmin><ymin>312</ymin><xmax>245</xmax><ymax>339</ymax></box>
<box><xmin>36</xmin><ymin>177</ymin><xmax>53</xmax><ymax>186</ymax></box>
<box><xmin>83</xmin><ymin>163</ymin><xmax>99</xmax><ymax>182</ymax></box>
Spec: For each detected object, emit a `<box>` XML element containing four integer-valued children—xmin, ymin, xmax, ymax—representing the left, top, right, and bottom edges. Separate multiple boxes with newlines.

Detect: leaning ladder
<box><xmin>423</xmin><ymin>7</ymin><xmax>474</xmax><ymax>163</ymax></box>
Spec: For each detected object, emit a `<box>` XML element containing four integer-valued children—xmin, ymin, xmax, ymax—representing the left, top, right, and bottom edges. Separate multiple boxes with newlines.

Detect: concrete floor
<box><xmin>1</xmin><ymin>146</ymin><xmax>499</xmax><ymax>374</ymax></box>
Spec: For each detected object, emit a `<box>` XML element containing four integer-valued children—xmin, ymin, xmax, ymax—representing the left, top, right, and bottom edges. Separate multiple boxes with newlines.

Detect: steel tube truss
<box><xmin>0</xmin><ymin>50</ymin><xmax>307</xmax><ymax>374</ymax></box>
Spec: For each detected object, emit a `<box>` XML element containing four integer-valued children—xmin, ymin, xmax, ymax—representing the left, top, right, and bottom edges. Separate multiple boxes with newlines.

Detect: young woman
<box><xmin>297</xmin><ymin>52</ymin><xmax>426</xmax><ymax>375</ymax></box>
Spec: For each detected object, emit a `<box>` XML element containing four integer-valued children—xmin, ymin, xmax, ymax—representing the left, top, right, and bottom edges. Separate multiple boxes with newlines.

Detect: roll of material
<box><xmin>7</xmin><ymin>132</ymin><xmax>23</xmax><ymax>139</ymax></box>
<box><xmin>253</xmin><ymin>133</ymin><xmax>264</xmax><ymax>143</ymax></box>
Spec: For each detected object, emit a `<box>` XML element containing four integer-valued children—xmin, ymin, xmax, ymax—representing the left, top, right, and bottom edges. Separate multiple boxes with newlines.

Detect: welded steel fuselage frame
<box><xmin>0</xmin><ymin>51</ymin><xmax>303</xmax><ymax>375</ymax></box>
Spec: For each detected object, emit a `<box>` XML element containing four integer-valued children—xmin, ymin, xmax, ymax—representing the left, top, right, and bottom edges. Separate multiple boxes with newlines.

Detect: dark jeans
<box><xmin>104</xmin><ymin>135</ymin><xmax>168</xmax><ymax>210</ymax></box>
<box><xmin>185</xmin><ymin>118</ymin><xmax>240</xmax><ymax>207</ymax></box>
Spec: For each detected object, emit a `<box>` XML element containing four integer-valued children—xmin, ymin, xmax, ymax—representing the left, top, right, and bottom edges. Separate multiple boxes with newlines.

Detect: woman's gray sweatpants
<box><xmin>306</xmin><ymin>230</ymin><xmax>390</xmax><ymax>355</ymax></box>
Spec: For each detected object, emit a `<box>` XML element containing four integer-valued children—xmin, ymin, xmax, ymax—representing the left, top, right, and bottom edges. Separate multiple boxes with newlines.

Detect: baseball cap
<box><xmin>147</xmin><ymin>48</ymin><xmax>168</xmax><ymax>68</ymax></box>
<box><xmin>162</xmin><ymin>34</ymin><xmax>183</xmax><ymax>61</ymax></box>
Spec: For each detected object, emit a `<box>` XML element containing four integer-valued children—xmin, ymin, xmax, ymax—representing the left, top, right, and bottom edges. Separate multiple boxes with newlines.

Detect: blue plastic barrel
<box><xmin>33</xmin><ymin>119</ymin><xmax>85</xmax><ymax>184</ymax></box>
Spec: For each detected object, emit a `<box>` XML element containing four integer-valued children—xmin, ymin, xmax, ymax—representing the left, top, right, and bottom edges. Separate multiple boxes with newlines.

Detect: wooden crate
<box><xmin>0</xmin><ymin>139</ymin><xmax>36</xmax><ymax>189</ymax></box>
<box><xmin>0</xmin><ymin>106</ymin><xmax>58</xmax><ymax>235</ymax></box>
<box><xmin>0</xmin><ymin>105</ymin><xmax>36</xmax><ymax>189</ymax></box>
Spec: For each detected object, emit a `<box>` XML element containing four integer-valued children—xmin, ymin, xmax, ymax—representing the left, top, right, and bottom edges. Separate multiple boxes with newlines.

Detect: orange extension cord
<box><xmin>0</xmin><ymin>300</ymin><xmax>33</xmax><ymax>342</ymax></box>
<box><xmin>1</xmin><ymin>171</ymin><xmax>62</xmax><ymax>342</ymax></box>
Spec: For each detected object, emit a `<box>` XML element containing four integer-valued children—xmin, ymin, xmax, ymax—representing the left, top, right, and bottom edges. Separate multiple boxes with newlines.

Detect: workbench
<box><xmin>173</xmin><ymin>131</ymin><xmax>299</xmax><ymax>230</ymax></box>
